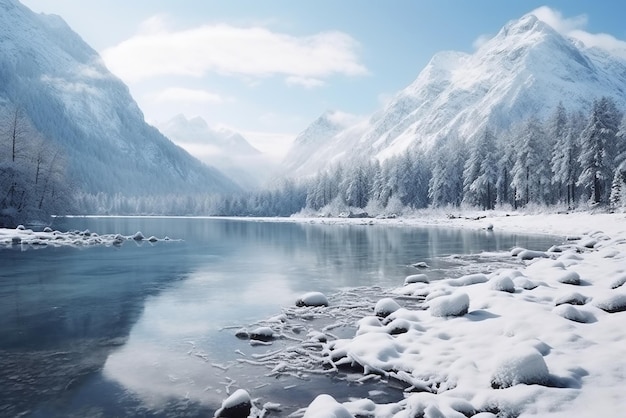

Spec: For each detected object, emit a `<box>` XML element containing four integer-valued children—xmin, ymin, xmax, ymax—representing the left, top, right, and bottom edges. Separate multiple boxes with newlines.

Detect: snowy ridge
<box><xmin>282</xmin><ymin>110</ymin><xmax>368</xmax><ymax>176</ymax></box>
<box><xmin>284</xmin><ymin>12</ymin><xmax>626</xmax><ymax>177</ymax></box>
<box><xmin>0</xmin><ymin>0</ymin><xmax>239</xmax><ymax>195</ymax></box>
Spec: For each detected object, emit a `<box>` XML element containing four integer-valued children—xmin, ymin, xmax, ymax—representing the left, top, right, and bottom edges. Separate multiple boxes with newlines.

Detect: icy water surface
<box><xmin>0</xmin><ymin>217</ymin><xmax>560</xmax><ymax>417</ymax></box>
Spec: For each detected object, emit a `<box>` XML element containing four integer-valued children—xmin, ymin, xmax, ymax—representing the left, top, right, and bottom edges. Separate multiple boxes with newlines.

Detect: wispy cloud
<box><xmin>102</xmin><ymin>16</ymin><xmax>368</xmax><ymax>85</ymax></box>
<box><xmin>285</xmin><ymin>76</ymin><xmax>325</xmax><ymax>89</ymax></box>
<box><xmin>472</xmin><ymin>7</ymin><xmax>626</xmax><ymax>57</ymax></box>
<box><xmin>531</xmin><ymin>6</ymin><xmax>626</xmax><ymax>55</ymax></box>
<box><xmin>152</xmin><ymin>87</ymin><xmax>223</xmax><ymax>104</ymax></box>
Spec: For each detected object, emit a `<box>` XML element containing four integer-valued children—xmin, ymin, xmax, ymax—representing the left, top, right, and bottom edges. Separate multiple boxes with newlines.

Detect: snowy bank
<box><xmin>223</xmin><ymin>211</ymin><xmax>626</xmax><ymax>418</ymax></box>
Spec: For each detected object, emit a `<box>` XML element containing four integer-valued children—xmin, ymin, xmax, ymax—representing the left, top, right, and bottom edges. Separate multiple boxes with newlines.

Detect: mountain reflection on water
<box><xmin>0</xmin><ymin>217</ymin><xmax>560</xmax><ymax>417</ymax></box>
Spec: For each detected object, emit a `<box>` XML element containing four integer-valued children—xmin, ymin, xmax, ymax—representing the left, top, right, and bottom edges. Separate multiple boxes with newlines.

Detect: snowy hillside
<box><xmin>157</xmin><ymin>115</ymin><xmax>276</xmax><ymax>189</ymax></box>
<box><xmin>284</xmin><ymin>13</ymin><xmax>626</xmax><ymax>177</ymax></box>
<box><xmin>0</xmin><ymin>0</ymin><xmax>239</xmax><ymax>195</ymax></box>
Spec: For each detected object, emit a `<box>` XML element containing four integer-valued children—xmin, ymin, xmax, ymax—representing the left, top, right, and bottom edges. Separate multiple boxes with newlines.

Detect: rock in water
<box><xmin>296</xmin><ymin>292</ymin><xmax>329</xmax><ymax>307</ymax></box>
<box><xmin>214</xmin><ymin>389</ymin><xmax>251</xmax><ymax>418</ymax></box>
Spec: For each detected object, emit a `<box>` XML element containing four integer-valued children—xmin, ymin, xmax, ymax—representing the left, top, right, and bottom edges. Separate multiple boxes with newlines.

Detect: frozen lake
<box><xmin>0</xmin><ymin>217</ymin><xmax>560</xmax><ymax>417</ymax></box>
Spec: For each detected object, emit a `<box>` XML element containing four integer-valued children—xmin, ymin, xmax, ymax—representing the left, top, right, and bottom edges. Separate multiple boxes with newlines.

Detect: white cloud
<box><xmin>472</xmin><ymin>34</ymin><xmax>492</xmax><ymax>50</ymax></box>
<box><xmin>531</xmin><ymin>6</ymin><xmax>626</xmax><ymax>54</ymax></box>
<box><xmin>472</xmin><ymin>7</ymin><xmax>626</xmax><ymax>57</ymax></box>
<box><xmin>152</xmin><ymin>87</ymin><xmax>223</xmax><ymax>104</ymax></box>
<box><xmin>102</xmin><ymin>19</ymin><xmax>368</xmax><ymax>84</ymax></box>
<box><xmin>325</xmin><ymin>110</ymin><xmax>364</xmax><ymax>127</ymax></box>
<box><xmin>285</xmin><ymin>76</ymin><xmax>325</xmax><ymax>89</ymax></box>
<box><xmin>530</xmin><ymin>6</ymin><xmax>587</xmax><ymax>33</ymax></box>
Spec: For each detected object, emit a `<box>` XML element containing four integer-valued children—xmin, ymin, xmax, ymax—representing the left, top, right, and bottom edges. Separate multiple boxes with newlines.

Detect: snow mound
<box><xmin>303</xmin><ymin>395</ymin><xmax>354</xmax><ymax>418</ymax></box>
<box><xmin>594</xmin><ymin>293</ymin><xmax>626</xmax><ymax>313</ymax></box>
<box><xmin>610</xmin><ymin>275</ymin><xmax>626</xmax><ymax>289</ymax></box>
<box><xmin>553</xmin><ymin>304</ymin><xmax>596</xmax><ymax>323</ymax></box>
<box><xmin>429</xmin><ymin>292</ymin><xmax>470</xmax><ymax>317</ymax></box>
<box><xmin>374</xmin><ymin>298</ymin><xmax>401</xmax><ymax>318</ymax></box>
<box><xmin>296</xmin><ymin>292</ymin><xmax>329</xmax><ymax>307</ymax></box>
<box><xmin>518</xmin><ymin>250</ymin><xmax>548</xmax><ymax>260</ymax></box>
<box><xmin>404</xmin><ymin>273</ymin><xmax>429</xmax><ymax>285</ymax></box>
<box><xmin>554</xmin><ymin>292</ymin><xmax>588</xmax><ymax>306</ymax></box>
<box><xmin>448</xmin><ymin>273</ymin><xmax>488</xmax><ymax>286</ymax></box>
<box><xmin>490</xmin><ymin>347</ymin><xmax>550</xmax><ymax>388</ymax></box>
<box><xmin>490</xmin><ymin>276</ymin><xmax>515</xmax><ymax>293</ymax></box>
<box><xmin>555</xmin><ymin>270</ymin><xmax>581</xmax><ymax>285</ymax></box>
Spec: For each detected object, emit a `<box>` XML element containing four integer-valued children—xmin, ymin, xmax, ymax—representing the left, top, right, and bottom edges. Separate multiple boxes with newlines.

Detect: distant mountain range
<box><xmin>156</xmin><ymin>115</ymin><xmax>276</xmax><ymax>189</ymax></box>
<box><xmin>283</xmin><ymin>13</ymin><xmax>626</xmax><ymax>177</ymax></box>
<box><xmin>0</xmin><ymin>0</ymin><xmax>239</xmax><ymax>196</ymax></box>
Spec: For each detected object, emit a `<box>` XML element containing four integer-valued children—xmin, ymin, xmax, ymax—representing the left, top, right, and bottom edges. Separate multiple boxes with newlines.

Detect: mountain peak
<box><xmin>495</xmin><ymin>13</ymin><xmax>559</xmax><ymax>43</ymax></box>
<box><xmin>283</xmin><ymin>9</ymin><xmax>626</xmax><ymax>178</ymax></box>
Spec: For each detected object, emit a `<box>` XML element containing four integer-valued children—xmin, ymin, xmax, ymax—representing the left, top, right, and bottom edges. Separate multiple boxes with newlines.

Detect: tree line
<box><xmin>299</xmin><ymin>96</ymin><xmax>626</xmax><ymax>214</ymax></box>
<box><xmin>0</xmin><ymin>106</ymin><xmax>73</xmax><ymax>227</ymax></box>
<box><xmin>35</xmin><ymin>96</ymin><xmax>626</xmax><ymax>219</ymax></box>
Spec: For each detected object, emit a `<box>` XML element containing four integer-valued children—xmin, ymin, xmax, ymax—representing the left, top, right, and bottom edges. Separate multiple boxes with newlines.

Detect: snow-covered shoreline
<box><xmin>295</xmin><ymin>212</ymin><xmax>626</xmax><ymax>417</ymax></box>
<box><xmin>209</xmin><ymin>211</ymin><xmax>626</xmax><ymax>418</ymax></box>
<box><xmin>217</xmin><ymin>209</ymin><xmax>626</xmax><ymax>238</ymax></box>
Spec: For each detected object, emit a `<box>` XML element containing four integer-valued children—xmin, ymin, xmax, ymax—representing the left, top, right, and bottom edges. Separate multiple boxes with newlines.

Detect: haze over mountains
<box><xmin>283</xmin><ymin>13</ymin><xmax>626</xmax><ymax>178</ymax></box>
<box><xmin>0</xmin><ymin>0</ymin><xmax>239</xmax><ymax>196</ymax></box>
<box><xmin>156</xmin><ymin>115</ymin><xmax>276</xmax><ymax>190</ymax></box>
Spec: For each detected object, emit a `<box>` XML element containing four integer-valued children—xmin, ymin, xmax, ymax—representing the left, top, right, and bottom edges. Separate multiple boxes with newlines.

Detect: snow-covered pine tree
<box><xmin>609</xmin><ymin>167</ymin><xmax>626</xmax><ymax>209</ymax></box>
<box><xmin>428</xmin><ymin>136</ymin><xmax>465</xmax><ymax>207</ymax></box>
<box><xmin>577</xmin><ymin>96</ymin><xmax>623</xmax><ymax>205</ymax></box>
<box><xmin>510</xmin><ymin>117</ymin><xmax>549</xmax><ymax>206</ymax></box>
<box><xmin>462</xmin><ymin>129</ymin><xmax>498</xmax><ymax>209</ymax></box>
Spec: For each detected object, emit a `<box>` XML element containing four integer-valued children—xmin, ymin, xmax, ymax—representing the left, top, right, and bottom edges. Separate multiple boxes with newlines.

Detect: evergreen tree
<box><xmin>428</xmin><ymin>136</ymin><xmax>465</xmax><ymax>207</ymax></box>
<box><xmin>609</xmin><ymin>168</ymin><xmax>625</xmax><ymax>209</ymax></box>
<box><xmin>511</xmin><ymin>117</ymin><xmax>549</xmax><ymax>206</ymax></box>
<box><xmin>462</xmin><ymin>129</ymin><xmax>498</xmax><ymax>209</ymax></box>
<box><xmin>577</xmin><ymin>97</ymin><xmax>623</xmax><ymax>204</ymax></box>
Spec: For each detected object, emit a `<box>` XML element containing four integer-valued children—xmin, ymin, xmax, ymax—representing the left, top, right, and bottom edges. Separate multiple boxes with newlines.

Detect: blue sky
<box><xmin>18</xmin><ymin>1</ymin><xmax>626</xmax><ymax>159</ymax></box>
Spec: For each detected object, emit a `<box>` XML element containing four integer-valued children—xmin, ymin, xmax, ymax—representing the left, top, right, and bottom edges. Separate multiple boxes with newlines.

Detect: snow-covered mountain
<box><xmin>157</xmin><ymin>115</ymin><xmax>276</xmax><ymax>189</ymax></box>
<box><xmin>284</xmin><ymin>13</ymin><xmax>626</xmax><ymax>177</ymax></box>
<box><xmin>0</xmin><ymin>0</ymin><xmax>239</xmax><ymax>195</ymax></box>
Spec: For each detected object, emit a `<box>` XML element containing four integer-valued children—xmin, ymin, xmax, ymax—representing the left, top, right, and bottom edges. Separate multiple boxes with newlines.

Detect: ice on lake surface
<box><xmin>0</xmin><ymin>217</ymin><xmax>562</xmax><ymax>417</ymax></box>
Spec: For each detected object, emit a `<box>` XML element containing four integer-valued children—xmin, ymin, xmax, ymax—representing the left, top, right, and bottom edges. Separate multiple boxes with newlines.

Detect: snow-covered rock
<box><xmin>594</xmin><ymin>293</ymin><xmax>626</xmax><ymax>313</ymax></box>
<box><xmin>404</xmin><ymin>273</ymin><xmax>429</xmax><ymax>285</ymax></box>
<box><xmin>429</xmin><ymin>292</ymin><xmax>470</xmax><ymax>317</ymax></box>
<box><xmin>553</xmin><ymin>304</ymin><xmax>596</xmax><ymax>323</ymax></box>
<box><xmin>303</xmin><ymin>394</ymin><xmax>354</xmax><ymax>418</ymax></box>
<box><xmin>296</xmin><ymin>292</ymin><xmax>329</xmax><ymax>307</ymax></box>
<box><xmin>249</xmin><ymin>326</ymin><xmax>275</xmax><ymax>341</ymax></box>
<box><xmin>374</xmin><ymin>298</ymin><xmax>401</xmax><ymax>318</ymax></box>
<box><xmin>554</xmin><ymin>292</ymin><xmax>588</xmax><ymax>306</ymax></box>
<box><xmin>490</xmin><ymin>276</ymin><xmax>515</xmax><ymax>293</ymax></box>
<box><xmin>555</xmin><ymin>270</ymin><xmax>581</xmax><ymax>285</ymax></box>
<box><xmin>490</xmin><ymin>347</ymin><xmax>550</xmax><ymax>388</ymax></box>
<box><xmin>518</xmin><ymin>250</ymin><xmax>548</xmax><ymax>260</ymax></box>
<box><xmin>214</xmin><ymin>389</ymin><xmax>252</xmax><ymax>418</ymax></box>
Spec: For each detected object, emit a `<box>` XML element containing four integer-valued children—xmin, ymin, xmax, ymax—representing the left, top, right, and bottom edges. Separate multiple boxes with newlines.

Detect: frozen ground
<box><xmin>217</xmin><ymin>210</ymin><xmax>626</xmax><ymax>417</ymax></box>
